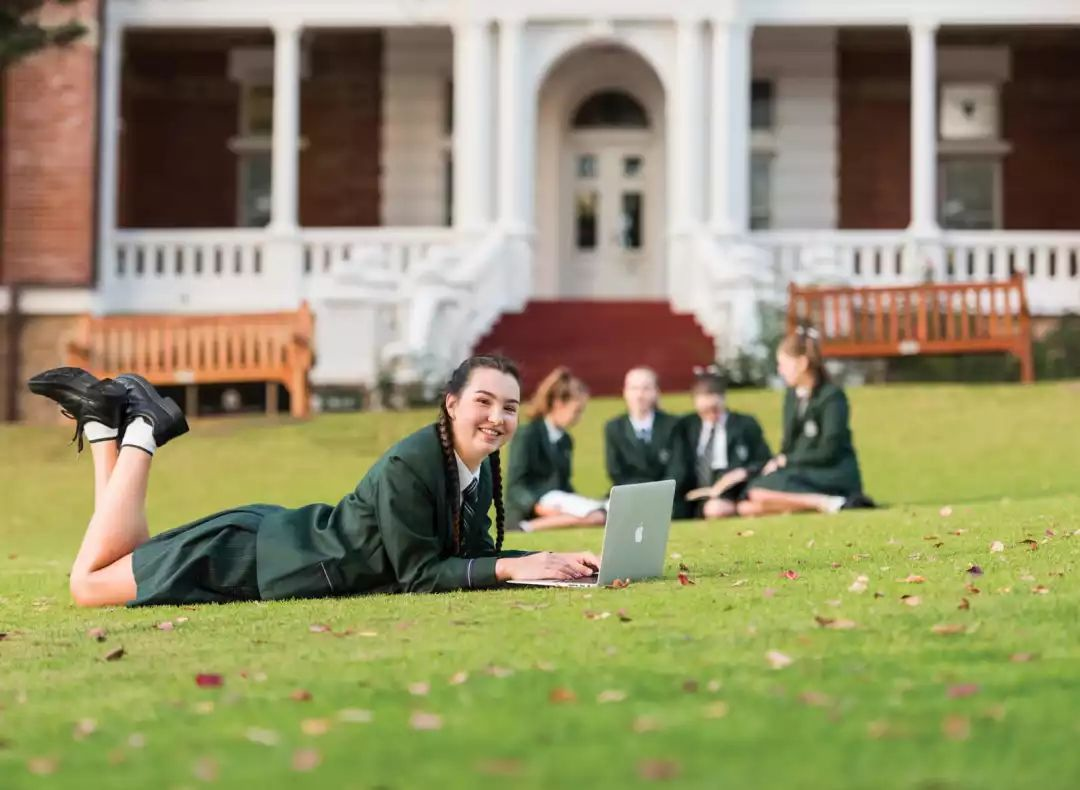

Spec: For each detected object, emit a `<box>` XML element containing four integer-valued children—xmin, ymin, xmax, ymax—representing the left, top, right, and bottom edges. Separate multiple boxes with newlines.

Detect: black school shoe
<box><xmin>841</xmin><ymin>493</ymin><xmax>878</xmax><ymax>510</ymax></box>
<box><xmin>114</xmin><ymin>373</ymin><xmax>189</xmax><ymax>447</ymax></box>
<box><xmin>27</xmin><ymin>367</ymin><xmax>128</xmax><ymax>452</ymax></box>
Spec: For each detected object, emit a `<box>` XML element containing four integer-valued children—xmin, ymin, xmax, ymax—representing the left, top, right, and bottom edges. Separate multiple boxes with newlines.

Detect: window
<box><xmin>619</xmin><ymin>192</ymin><xmax>643</xmax><ymax>250</ymax></box>
<box><xmin>237</xmin><ymin>83</ymin><xmax>273</xmax><ymax>227</ymax></box>
<box><xmin>938</xmin><ymin>158</ymin><xmax>998</xmax><ymax>230</ymax></box>
<box><xmin>751</xmin><ymin>80</ymin><xmax>774</xmax><ymax>131</ymax></box>
<box><xmin>575</xmin><ymin>191</ymin><xmax>598</xmax><ymax>249</ymax></box>
<box><xmin>750</xmin><ymin>153</ymin><xmax>772</xmax><ymax>230</ymax></box>
<box><xmin>571</xmin><ymin>91</ymin><xmax>649</xmax><ymax>129</ymax></box>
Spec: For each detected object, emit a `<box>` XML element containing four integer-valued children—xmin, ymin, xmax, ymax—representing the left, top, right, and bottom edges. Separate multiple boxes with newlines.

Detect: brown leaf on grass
<box><xmin>990</xmin><ymin>541</ymin><xmax>1005</xmax><ymax>553</ymax></box>
<box><xmin>156</xmin><ymin>621</ymin><xmax>174</xmax><ymax>631</ymax></box>
<box><xmin>1010</xmin><ymin>652</ymin><xmax>1037</xmax><ymax>663</ymax></box>
<box><xmin>947</xmin><ymin>684</ymin><xmax>980</xmax><ymax>699</ymax></box>
<box><xmin>476</xmin><ymin>759</ymin><xmax>523</xmax><ymax>777</ymax></box>
<box><xmin>292</xmin><ymin>748</ymin><xmax>322</xmax><ymax>772</ymax></box>
<box><xmin>932</xmin><ymin>624</ymin><xmax>966</xmax><ymax>635</ymax></box>
<box><xmin>103</xmin><ymin>647</ymin><xmax>125</xmax><ymax>662</ymax></box>
<box><xmin>176</xmin><ymin>617</ymin><xmax>189</xmax><ymax>624</ymax></box>
<box><xmin>86</xmin><ymin>627</ymin><xmax>107</xmax><ymax>642</ymax></box>
<box><xmin>736</xmin><ymin>530</ymin><xmax>755</xmax><ymax>538</ymax></box>
<box><xmin>608</xmin><ymin>578</ymin><xmax>631</xmax><ymax>589</ymax></box>
<box><xmin>1031</xmin><ymin>585</ymin><xmax>1050</xmax><ymax>595</ymax></box>
<box><xmin>448</xmin><ymin>671</ymin><xmax>469</xmax><ymax>686</ymax></box>
<box><xmin>408</xmin><ymin>682</ymin><xmax>430</xmax><ymax>696</ymax></box>
<box><xmin>597</xmin><ymin>690</ymin><xmax>627</xmax><ymax>704</ymax></box>
<box><xmin>308</xmin><ymin>623</ymin><xmax>331</xmax><ymax>633</ymax></box>
<box><xmin>583</xmin><ymin>610</ymin><xmax>611</xmax><ymax>620</ymax></box>
<box><xmin>289</xmin><ymin>689</ymin><xmax>312</xmax><ymax>702</ymax></box>
<box><xmin>958</xmin><ymin>598</ymin><xmax>971</xmax><ymax>611</ymax></box>
<box><xmin>72</xmin><ymin>719</ymin><xmax>97</xmax><ymax>741</ymax></box>
<box><xmin>965</xmin><ymin>583</ymin><xmax>981</xmax><ymax>595</ymax></box>
<box><xmin>617</xmin><ymin>609</ymin><xmax>632</xmax><ymax>623</ymax></box>
<box><xmin>782</xmin><ymin>570</ymin><xmax>799</xmax><ymax>580</ymax></box>
<box><xmin>300</xmin><ymin>718</ymin><xmax>331</xmax><ymax>736</ymax></box>
<box><xmin>193</xmin><ymin>756</ymin><xmax>219</xmax><ymax>782</ymax></box>
<box><xmin>681</xmin><ymin>679</ymin><xmax>699</xmax><ymax>693</ymax></box>
<box><xmin>195</xmin><ymin>674</ymin><xmax>224</xmax><ymax>689</ymax></box>
<box><xmin>27</xmin><ymin>757</ymin><xmax>59</xmax><ymax>775</ymax></box>
<box><xmin>939</xmin><ymin>506</ymin><xmax>953</xmax><ymax>517</ymax></box>
<box><xmin>966</xmin><ymin>565</ymin><xmax>984</xmax><ymax>576</ymax></box>
<box><xmin>899</xmin><ymin>574</ymin><xmax>926</xmax><ymax>584</ymax></box>
<box><xmin>798</xmin><ymin>691</ymin><xmax>832</xmax><ymax>708</ymax></box>
<box><xmin>1019</xmin><ymin>539</ymin><xmax>1039</xmax><ymax>551</ymax></box>
<box><xmin>632</xmin><ymin>715</ymin><xmax>662</xmax><ymax>733</ymax></box>
<box><xmin>765</xmin><ymin>650</ymin><xmax>794</xmax><ymax>669</ymax></box>
<box><xmin>848</xmin><ymin>575</ymin><xmax>869</xmax><ymax>593</ymax></box>
<box><xmin>677</xmin><ymin>571</ymin><xmax>695</xmax><ymax>586</ymax></box>
<box><xmin>637</xmin><ymin>759</ymin><xmax>682</xmax><ymax>781</ymax></box>
<box><xmin>409</xmin><ymin>712</ymin><xmax>443</xmax><ymax>731</ymax></box>
<box><xmin>549</xmin><ymin>687</ymin><xmax>577</xmax><ymax>704</ymax></box>
<box><xmin>942</xmin><ymin>715</ymin><xmax>971</xmax><ymax>741</ymax></box>
<box><xmin>901</xmin><ymin>595</ymin><xmax>922</xmax><ymax>607</ymax></box>
<box><xmin>814</xmin><ymin>616</ymin><xmax>857</xmax><ymax>630</ymax></box>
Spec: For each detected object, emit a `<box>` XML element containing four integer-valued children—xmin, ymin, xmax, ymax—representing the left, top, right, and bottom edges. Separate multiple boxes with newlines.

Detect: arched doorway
<box><xmin>535</xmin><ymin>46</ymin><xmax>666</xmax><ymax>299</ymax></box>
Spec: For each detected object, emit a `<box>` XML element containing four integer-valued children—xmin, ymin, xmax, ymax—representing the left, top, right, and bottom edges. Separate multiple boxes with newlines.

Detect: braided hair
<box><xmin>436</xmin><ymin>354</ymin><xmax>521</xmax><ymax>554</ymax></box>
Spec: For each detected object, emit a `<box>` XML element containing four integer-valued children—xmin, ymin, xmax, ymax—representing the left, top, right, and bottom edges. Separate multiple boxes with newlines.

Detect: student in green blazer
<box><xmin>678</xmin><ymin>368</ymin><xmax>772</xmax><ymax>519</ymax></box>
<box><xmin>28</xmin><ymin>357</ymin><xmax>600</xmax><ymax>608</ymax></box>
<box><xmin>742</xmin><ymin>328</ymin><xmax>872</xmax><ymax>516</ymax></box>
<box><xmin>604</xmin><ymin>367</ymin><xmax>687</xmax><ymax>514</ymax></box>
<box><xmin>506</xmin><ymin>367</ymin><xmax>606</xmax><ymax>531</ymax></box>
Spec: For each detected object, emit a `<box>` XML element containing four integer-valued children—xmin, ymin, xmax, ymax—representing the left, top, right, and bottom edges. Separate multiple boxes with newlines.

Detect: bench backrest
<box><xmin>68</xmin><ymin>305</ymin><xmax>313</xmax><ymax>385</ymax></box>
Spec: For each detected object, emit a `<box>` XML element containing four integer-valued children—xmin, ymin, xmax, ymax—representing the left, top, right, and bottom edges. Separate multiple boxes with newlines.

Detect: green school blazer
<box><xmin>753</xmin><ymin>382</ymin><xmax>863</xmax><ymax>496</ymax></box>
<box><xmin>678</xmin><ymin>411</ymin><xmax>773</xmax><ymax>482</ymax></box>
<box><xmin>506</xmin><ymin>418</ymin><xmax>573</xmax><ymax>528</ymax></box>
<box><xmin>255</xmin><ymin>425</ymin><xmax>530</xmax><ymax>599</ymax></box>
<box><xmin>604</xmin><ymin>410</ymin><xmax>687</xmax><ymax>490</ymax></box>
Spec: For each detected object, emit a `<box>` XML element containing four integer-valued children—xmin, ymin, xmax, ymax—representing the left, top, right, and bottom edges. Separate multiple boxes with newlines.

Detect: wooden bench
<box><xmin>66</xmin><ymin>304</ymin><xmax>314</xmax><ymax>417</ymax></box>
<box><xmin>786</xmin><ymin>274</ymin><xmax>1034</xmax><ymax>382</ymax></box>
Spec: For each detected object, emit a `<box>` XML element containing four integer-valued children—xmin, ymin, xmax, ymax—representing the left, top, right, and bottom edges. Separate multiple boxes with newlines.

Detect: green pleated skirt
<box><xmin>129</xmin><ymin>504</ymin><xmax>282</xmax><ymax>607</ymax></box>
<box><xmin>749</xmin><ymin>459</ymin><xmax>862</xmax><ymax>498</ymax></box>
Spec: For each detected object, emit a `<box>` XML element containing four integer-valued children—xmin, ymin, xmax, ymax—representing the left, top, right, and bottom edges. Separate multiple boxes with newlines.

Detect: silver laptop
<box><xmin>507</xmin><ymin>479</ymin><xmax>676</xmax><ymax>588</ymax></box>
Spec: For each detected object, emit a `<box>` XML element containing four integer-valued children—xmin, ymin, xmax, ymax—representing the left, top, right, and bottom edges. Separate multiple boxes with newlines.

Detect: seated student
<box><xmin>679</xmin><ymin>367</ymin><xmax>772</xmax><ymax>519</ymax></box>
<box><xmin>742</xmin><ymin>327</ymin><xmax>873</xmax><ymax>517</ymax></box>
<box><xmin>604</xmin><ymin>367</ymin><xmax>686</xmax><ymax>512</ymax></box>
<box><xmin>26</xmin><ymin>355</ymin><xmax>599</xmax><ymax>607</ymax></box>
<box><xmin>506</xmin><ymin>367</ymin><xmax>606</xmax><ymax>531</ymax></box>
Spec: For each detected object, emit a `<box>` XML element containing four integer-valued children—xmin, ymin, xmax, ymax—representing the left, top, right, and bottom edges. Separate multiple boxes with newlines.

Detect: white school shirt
<box><xmin>454</xmin><ymin>452</ymin><xmax>478</xmax><ymax>504</ymax></box>
<box><xmin>628</xmin><ymin>412</ymin><xmax>656</xmax><ymax>440</ymax></box>
<box><xmin>696</xmin><ymin>412</ymin><xmax>729</xmax><ymax>470</ymax></box>
<box><xmin>544</xmin><ymin>418</ymin><xmax>565</xmax><ymax>445</ymax></box>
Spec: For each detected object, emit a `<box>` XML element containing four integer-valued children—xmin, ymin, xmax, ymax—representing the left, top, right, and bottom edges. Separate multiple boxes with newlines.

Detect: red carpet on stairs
<box><xmin>472</xmin><ymin>301</ymin><xmax>716</xmax><ymax>396</ymax></box>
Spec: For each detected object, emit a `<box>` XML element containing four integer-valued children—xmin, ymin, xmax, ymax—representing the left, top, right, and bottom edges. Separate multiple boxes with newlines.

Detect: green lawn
<box><xmin>1</xmin><ymin>383</ymin><xmax>1078</xmax><ymax>789</ymax></box>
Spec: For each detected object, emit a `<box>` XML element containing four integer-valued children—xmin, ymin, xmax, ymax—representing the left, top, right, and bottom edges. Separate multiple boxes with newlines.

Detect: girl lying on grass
<box><xmin>740</xmin><ymin>327</ymin><xmax>875</xmax><ymax>516</ymax></box>
<box><xmin>27</xmin><ymin>355</ymin><xmax>599</xmax><ymax>608</ymax></box>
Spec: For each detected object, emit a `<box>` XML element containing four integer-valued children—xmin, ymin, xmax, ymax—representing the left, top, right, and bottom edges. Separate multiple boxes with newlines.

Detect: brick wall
<box><xmin>1</xmin><ymin>0</ymin><xmax>98</xmax><ymax>285</ymax></box>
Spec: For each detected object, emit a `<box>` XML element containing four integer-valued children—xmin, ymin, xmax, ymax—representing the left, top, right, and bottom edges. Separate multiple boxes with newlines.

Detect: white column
<box><xmin>453</xmin><ymin>20</ymin><xmax>494</xmax><ymax>230</ymax></box>
<box><xmin>270</xmin><ymin>22</ymin><xmax>302</xmax><ymax>234</ymax></box>
<box><xmin>671</xmin><ymin>17</ymin><xmax>706</xmax><ymax>230</ymax></box>
<box><xmin>709</xmin><ymin>19</ymin><xmax>751</xmax><ymax>235</ymax></box>
<box><xmin>497</xmin><ymin>17</ymin><xmax>527</xmax><ymax>231</ymax></box>
<box><xmin>909</xmin><ymin>20</ymin><xmax>939</xmax><ymax>236</ymax></box>
<box><xmin>97</xmin><ymin>21</ymin><xmax>123</xmax><ymax>260</ymax></box>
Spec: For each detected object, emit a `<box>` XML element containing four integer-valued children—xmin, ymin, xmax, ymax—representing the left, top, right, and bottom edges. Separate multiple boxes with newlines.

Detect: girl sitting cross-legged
<box><xmin>740</xmin><ymin>328</ymin><xmax>875</xmax><ymax>517</ymax></box>
<box><xmin>505</xmin><ymin>367</ymin><xmax>607</xmax><ymax>532</ymax></box>
<box><xmin>27</xmin><ymin>355</ymin><xmax>599</xmax><ymax>608</ymax></box>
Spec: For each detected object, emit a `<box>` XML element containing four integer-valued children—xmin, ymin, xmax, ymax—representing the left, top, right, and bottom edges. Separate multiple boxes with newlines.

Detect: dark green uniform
<box><xmin>677</xmin><ymin>411</ymin><xmax>772</xmax><ymax>511</ymax></box>
<box><xmin>604</xmin><ymin>410</ymin><xmax>686</xmax><ymax>515</ymax></box>
<box><xmin>130</xmin><ymin>425</ymin><xmax>532</xmax><ymax>606</ymax></box>
<box><xmin>505</xmin><ymin>418</ymin><xmax>574</xmax><ymax>529</ymax></box>
<box><xmin>750</xmin><ymin>382</ymin><xmax>863</xmax><ymax>497</ymax></box>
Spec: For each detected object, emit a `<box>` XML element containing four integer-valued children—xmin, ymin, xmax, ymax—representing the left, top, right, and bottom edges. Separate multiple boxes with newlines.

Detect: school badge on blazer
<box><xmin>659</xmin><ymin>449</ymin><xmax>671</xmax><ymax>463</ymax></box>
<box><xmin>804</xmin><ymin>420</ymin><xmax>819</xmax><ymax>438</ymax></box>
<box><xmin>736</xmin><ymin>444</ymin><xmax>749</xmax><ymax>462</ymax></box>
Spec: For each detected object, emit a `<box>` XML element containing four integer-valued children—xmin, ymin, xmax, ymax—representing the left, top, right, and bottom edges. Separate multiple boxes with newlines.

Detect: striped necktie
<box><xmin>461</xmin><ymin>477</ymin><xmax>479</xmax><ymax>530</ymax></box>
<box><xmin>697</xmin><ymin>422</ymin><xmax>716</xmax><ymax>488</ymax></box>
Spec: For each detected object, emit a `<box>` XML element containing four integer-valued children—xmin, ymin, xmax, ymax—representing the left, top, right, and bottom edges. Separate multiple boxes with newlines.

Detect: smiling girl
<box><xmin>27</xmin><ymin>355</ymin><xmax>599</xmax><ymax>608</ymax></box>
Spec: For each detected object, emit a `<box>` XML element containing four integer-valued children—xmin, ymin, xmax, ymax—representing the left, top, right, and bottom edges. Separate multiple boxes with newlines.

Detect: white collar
<box><xmin>543</xmin><ymin>418</ymin><xmax>565</xmax><ymax>444</ymax></box>
<box><xmin>454</xmin><ymin>452</ymin><xmax>478</xmax><ymax>494</ymax></box>
<box><xmin>795</xmin><ymin>386</ymin><xmax>812</xmax><ymax>400</ymax></box>
<box><xmin>702</xmin><ymin>411</ymin><xmax>728</xmax><ymax>430</ymax></box>
<box><xmin>629</xmin><ymin>411</ymin><xmax>655</xmax><ymax>432</ymax></box>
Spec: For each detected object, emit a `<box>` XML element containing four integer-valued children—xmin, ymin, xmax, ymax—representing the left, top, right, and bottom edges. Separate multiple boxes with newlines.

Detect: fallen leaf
<box><xmin>193</xmin><ymin>756</ymin><xmax>219</xmax><ymax>782</ymax></box>
<box><xmin>475</xmin><ymin>759</ymin><xmax>523</xmax><ymax>777</ymax></box>
<box><xmin>597</xmin><ymin>690</ymin><xmax>627</xmax><ymax>703</ymax></box>
<box><xmin>409</xmin><ymin>712</ymin><xmax>443</xmax><ymax>731</ymax></box>
<box><xmin>448</xmin><ymin>671</ymin><xmax>469</xmax><ymax>686</ymax></box>
<box><xmin>706</xmin><ymin>679</ymin><xmax>722</xmax><ymax>693</ymax></box>
<box><xmin>608</xmin><ymin>578</ymin><xmax>631</xmax><ymax>589</ymax></box>
<box><xmin>408</xmin><ymin>682</ymin><xmax>430</xmax><ymax>696</ymax></box>
<box><xmin>583</xmin><ymin>610</ymin><xmax>611</xmax><ymax>620</ymax></box>
<box><xmin>1045</xmin><ymin>528</ymin><xmax>1056</xmax><ymax>537</ymax></box>
<box><xmin>103</xmin><ymin>647</ymin><xmax>125</xmax><ymax>662</ymax></box>
<box><xmin>730</xmin><ymin>579</ymin><xmax>748</xmax><ymax>587</ymax></box>
<box><xmin>176</xmin><ymin>617</ymin><xmax>189</xmax><ymax>624</ymax></box>
<box><xmin>923</xmin><ymin>534</ymin><xmax>940</xmax><ymax>541</ymax></box>
<box><xmin>27</xmin><ymin>757</ymin><xmax>58</xmax><ymax>776</ymax></box>
<box><xmin>87</xmin><ymin>627</ymin><xmax>107</xmax><ymax>642</ymax></box>
<box><xmin>245</xmin><ymin>728</ymin><xmax>280</xmax><ymax>746</ymax></box>
<box><xmin>485</xmin><ymin>665</ymin><xmax>514</xmax><ymax>678</ymax></box>
<box><xmin>782</xmin><ymin>570</ymin><xmax>799</xmax><ymax>580</ymax></box>
<box><xmin>932</xmin><ymin>624</ymin><xmax>966</xmax><ymax>635</ymax></box>
<box><xmin>677</xmin><ymin>572</ymin><xmax>695</xmax><ymax>586</ymax></box>
<box><xmin>1020</xmin><ymin>573</ymin><xmax>1036</xmax><ymax>582</ymax></box>
<box><xmin>957</xmin><ymin>597</ymin><xmax>971</xmax><ymax>611</ymax></box>
<box><xmin>990</xmin><ymin>541</ymin><xmax>1005</xmax><ymax>553</ymax></box>
<box><xmin>703</xmin><ymin>701</ymin><xmax>729</xmax><ymax>719</ymax></box>
<box><xmin>292</xmin><ymin>748</ymin><xmax>322</xmax><ymax>772</ymax></box>
<box><xmin>1019</xmin><ymin>539</ymin><xmax>1039</xmax><ymax>551</ymax></box>
<box><xmin>195</xmin><ymin>674</ymin><xmax>224</xmax><ymax>689</ymax></box>
<box><xmin>156</xmin><ymin>621</ymin><xmax>174</xmax><ymax>631</ymax></box>
<box><xmin>549</xmin><ymin>687</ymin><xmax>577</xmax><ymax>704</ymax></box>
<box><xmin>1031</xmin><ymin>585</ymin><xmax>1050</xmax><ymax>595</ymax></box>
<box><xmin>300</xmin><ymin>718</ymin><xmax>331</xmax><ymax>736</ymax></box>
<box><xmin>901</xmin><ymin>594</ymin><xmax>922</xmax><ymax>607</ymax></box>
<box><xmin>72</xmin><ymin>719</ymin><xmax>97</xmax><ymax>741</ymax></box>
<box><xmin>637</xmin><ymin>759</ymin><xmax>682</xmax><ymax>781</ymax></box>
<box><xmin>952</xmin><ymin>529</ymin><xmax>967</xmax><ymax>536</ymax></box>
<box><xmin>289</xmin><ymin>689</ymin><xmax>312</xmax><ymax>702</ymax></box>
<box><xmin>848</xmin><ymin>575</ymin><xmax>869</xmax><ymax>593</ymax></box>
<box><xmin>1010</xmin><ymin>652</ymin><xmax>1036</xmax><ymax>663</ymax></box>
<box><xmin>814</xmin><ymin>616</ymin><xmax>857</xmax><ymax>630</ymax></box>
<box><xmin>338</xmin><ymin>708</ymin><xmax>374</xmax><ymax>723</ymax></box>
<box><xmin>947</xmin><ymin>684</ymin><xmax>980</xmax><ymax>699</ymax></box>
<box><xmin>736</xmin><ymin>530</ymin><xmax>755</xmax><ymax>538</ymax></box>
<box><xmin>357</xmin><ymin>630</ymin><xmax>379</xmax><ymax>637</ymax></box>
<box><xmin>765</xmin><ymin>650</ymin><xmax>794</xmax><ymax>670</ymax></box>
<box><xmin>965</xmin><ymin>583</ymin><xmax>981</xmax><ymax>595</ymax></box>
<box><xmin>942</xmin><ymin>714</ymin><xmax>971</xmax><ymax>741</ymax></box>
<box><xmin>308</xmin><ymin>623</ymin><xmax>331</xmax><ymax>633</ymax></box>
<box><xmin>193</xmin><ymin>701</ymin><xmax>214</xmax><ymax>715</ymax></box>
<box><xmin>966</xmin><ymin>565</ymin><xmax>984</xmax><ymax>576</ymax></box>
<box><xmin>900</xmin><ymin>574</ymin><xmax>926</xmax><ymax>584</ymax></box>
<box><xmin>534</xmin><ymin>661</ymin><xmax>556</xmax><ymax>672</ymax></box>
<box><xmin>939</xmin><ymin>506</ymin><xmax>953</xmax><ymax>517</ymax></box>
<box><xmin>681</xmin><ymin>679</ymin><xmax>699</xmax><ymax>693</ymax></box>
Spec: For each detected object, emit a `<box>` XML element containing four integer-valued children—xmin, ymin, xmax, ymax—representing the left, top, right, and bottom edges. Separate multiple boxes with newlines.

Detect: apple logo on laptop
<box><xmin>634</xmin><ymin>524</ymin><xmax>645</xmax><ymax>544</ymax></box>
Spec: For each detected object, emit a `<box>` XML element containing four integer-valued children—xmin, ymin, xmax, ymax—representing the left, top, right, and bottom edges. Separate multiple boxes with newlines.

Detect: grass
<box><xmin>1</xmin><ymin>383</ymin><xmax>1079</xmax><ymax>789</ymax></box>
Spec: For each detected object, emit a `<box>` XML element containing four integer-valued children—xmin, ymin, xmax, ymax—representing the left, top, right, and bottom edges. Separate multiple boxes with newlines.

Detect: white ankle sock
<box><xmin>822</xmin><ymin>495</ymin><xmax>846</xmax><ymax>515</ymax></box>
<box><xmin>121</xmin><ymin>417</ymin><xmax>157</xmax><ymax>456</ymax></box>
<box><xmin>518</xmin><ymin>520</ymin><xmax>534</xmax><ymax>533</ymax></box>
<box><xmin>83</xmin><ymin>421</ymin><xmax>118</xmax><ymax>444</ymax></box>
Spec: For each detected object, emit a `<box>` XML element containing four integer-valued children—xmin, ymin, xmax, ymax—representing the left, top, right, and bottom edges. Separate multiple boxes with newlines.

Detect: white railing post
<box><xmin>453</xmin><ymin>19</ymin><xmax>494</xmax><ymax>230</ymax></box>
<box><xmin>270</xmin><ymin>22</ymin><xmax>302</xmax><ymax>235</ymax></box>
<box><xmin>497</xmin><ymin>16</ymin><xmax>527</xmax><ymax>233</ymax></box>
<box><xmin>909</xmin><ymin>20</ymin><xmax>939</xmax><ymax>239</ymax></box>
<box><xmin>709</xmin><ymin>17</ymin><xmax>751</xmax><ymax>236</ymax></box>
<box><xmin>96</xmin><ymin>18</ymin><xmax>124</xmax><ymax>310</ymax></box>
